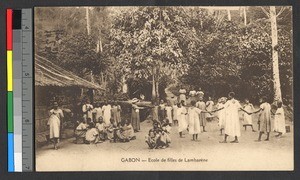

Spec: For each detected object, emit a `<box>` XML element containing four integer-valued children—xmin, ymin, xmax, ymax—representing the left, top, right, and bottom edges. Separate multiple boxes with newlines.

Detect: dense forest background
<box><xmin>35</xmin><ymin>6</ymin><xmax>292</xmax><ymax>106</ymax></box>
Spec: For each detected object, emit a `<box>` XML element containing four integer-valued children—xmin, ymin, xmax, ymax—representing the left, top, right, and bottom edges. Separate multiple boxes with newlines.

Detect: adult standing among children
<box><xmin>196</xmin><ymin>87</ymin><xmax>204</xmax><ymax>101</ymax></box>
<box><xmin>213</xmin><ymin>92</ymin><xmax>251</xmax><ymax>143</ymax></box>
<box><xmin>179</xmin><ymin>85</ymin><xmax>187</xmax><ymax>106</ymax></box>
<box><xmin>131</xmin><ymin>98</ymin><xmax>145</xmax><ymax>132</ymax></box>
<box><xmin>48</xmin><ymin>101</ymin><xmax>64</xmax><ymax>150</ymax></box>
<box><xmin>82</xmin><ymin>99</ymin><xmax>93</xmax><ymax>122</ymax></box>
<box><xmin>252</xmin><ymin>97</ymin><xmax>272</xmax><ymax>141</ymax></box>
<box><xmin>102</xmin><ymin>100</ymin><xmax>112</xmax><ymax>125</ymax></box>
<box><xmin>196</xmin><ymin>97</ymin><xmax>207</xmax><ymax>132</ymax></box>
<box><xmin>189</xmin><ymin>89</ymin><xmax>197</xmax><ymax>105</ymax></box>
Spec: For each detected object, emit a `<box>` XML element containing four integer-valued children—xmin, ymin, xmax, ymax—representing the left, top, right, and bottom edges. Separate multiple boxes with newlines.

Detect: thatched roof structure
<box><xmin>35</xmin><ymin>54</ymin><xmax>105</xmax><ymax>90</ymax></box>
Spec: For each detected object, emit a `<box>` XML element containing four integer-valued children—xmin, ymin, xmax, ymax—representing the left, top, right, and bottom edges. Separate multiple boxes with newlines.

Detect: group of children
<box><xmin>145</xmin><ymin>119</ymin><xmax>172</xmax><ymax>149</ymax></box>
<box><xmin>148</xmin><ymin>91</ymin><xmax>287</xmax><ymax>145</ymax></box>
<box><xmin>74</xmin><ymin>116</ymin><xmax>136</xmax><ymax>144</ymax></box>
<box><xmin>82</xmin><ymin>100</ymin><xmax>122</xmax><ymax>126</ymax></box>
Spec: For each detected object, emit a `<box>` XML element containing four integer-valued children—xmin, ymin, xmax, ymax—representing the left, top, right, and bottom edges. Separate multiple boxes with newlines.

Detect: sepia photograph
<box><xmin>34</xmin><ymin>6</ymin><xmax>293</xmax><ymax>171</ymax></box>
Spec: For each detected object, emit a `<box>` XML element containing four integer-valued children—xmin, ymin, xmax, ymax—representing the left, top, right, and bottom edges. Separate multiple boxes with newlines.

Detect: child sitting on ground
<box><xmin>95</xmin><ymin>116</ymin><xmax>107</xmax><ymax>142</ymax></box>
<box><xmin>106</xmin><ymin>118</ymin><xmax>118</xmax><ymax>143</ymax></box>
<box><xmin>85</xmin><ymin>121</ymin><xmax>99</xmax><ymax>144</ymax></box>
<box><xmin>145</xmin><ymin>121</ymin><xmax>161</xmax><ymax>149</ymax></box>
<box><xmin>74</xmin><ymin>118</ymin><xmax>88</xmax><ymax>144</ymax></box>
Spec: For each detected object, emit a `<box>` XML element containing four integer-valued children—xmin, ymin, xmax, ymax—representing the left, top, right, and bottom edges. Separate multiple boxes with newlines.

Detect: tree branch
<box><xmin>260</xmin><ymin>6</ymin><xmax>270</xmax><ymax>18</ymax></box>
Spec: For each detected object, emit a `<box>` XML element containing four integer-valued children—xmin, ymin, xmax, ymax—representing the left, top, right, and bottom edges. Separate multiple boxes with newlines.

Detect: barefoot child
<box><xmin>74</xmin><ymin>118</ymin><xmax>88</xmax><ymax>144</ymax></box>
<box><xmin>111</xmin><ymin>102</ymin><xmax>122</xmax><ymax>124</ymax></box>
<box><xmin>213</xmin><ymin>92</ymin><xmax>251</xmax><ymax>143</ymax></box>
<box><xmin>273</xmin><ymin>101</ymin><xmax>286</xmax><ymax>137</ymax></box>
<box><xmin>158</xmin><ymin>99</ymin><xmax>166</xmax><ymax>122</ymax></box>
<box><xmin>102</xmin><ymin>100</ymin><xmax>112</xmax><ymax>125</ymax></box>
<box><xmin>206</xmin><ymin>97</ymin><xmax>214</xmax><ymax>122</ymax></box>
<box><xmin>92</xmin><ymin>102</ymin><xmax>103</xmax><ymax>122</ymax></box>
<box><xmin>48</xmin><ymin>102</ymin><xmax>64</xmax><ymax>150</ymax></box>
<box><xmin>216</xmin><ymin>97</ymin><xmax>226</xmax><ymax>135</ymax></box>
<box><xmin>172</xmin><ymin>102</ymin><xmax>178</xmax><ymax>126</ymax></box>
<box><xmin>85</xmin><ymin>121</ymin><xmax>99</xmax><ymax>144</ymax></box>
<box><xmin>95</xmin><ymin>116</ymin><xmax>107</xmax><ymax>142</ymax></box>
<box><xmin>165</xmin><ymin>101</ymin><xmax>173</xmax><ymax>125</ymax></box>
<box><xmin>243</xmin><ymin>98</ymin><xmax>256</xmax><ymax>132</ymax></box>
<box><xmin>177</xmin><ymin>103</ymin><xmax>188</xmax><ymax>138</ymax></box>
<box><xmin>252</xmin><ymin>97</ymin><xmax>272</xmax><ymax>142</ymax></box>
<box><xmin>196</xmin><ymin>97</ymin><xmax>207</xmax><ymax>132</ymax></box>
<box><xmin>188</xmin><ymin>100</ymin><xmax>211</xmax><ymax>141</ymax></box>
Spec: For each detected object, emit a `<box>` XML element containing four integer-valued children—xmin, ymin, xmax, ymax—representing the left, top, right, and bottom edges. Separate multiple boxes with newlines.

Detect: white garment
<box><xmin>82</xmin><ymin>104</ymin><xmax>93</xmax><ymax>119</ymax></box>
<box><xmin>243</xmin><ymin>103</ymin><xmax>254</xmax><ymax>125</ymax></box>
<box><xmin>188</xmin><ymin>107</ymin><xmax>202</xmax><ymax>134</ymax></box>
<box><xmin>177</xmin><ymin>107</ymin><xmax>187</xmax><ymax>132</ymax></box>
<box><xmin>206</xmin><ymin>100</ymin><xmax>214</xmax><ymax>118</ymax></box>
<box><xmin>224</xmin><ymin>99</ymin><xmax>241</xmax><ymax>137</ymax></box>
<box><xmin>172</xmin><ymin>105</ymin><xmax>178</xmax><ymax>121</ymax></box>
<box><xmin>165</xmin><ymin>106</ymin><xmax>173</xmax><ymax>123</ymax></box>
<box><xmin>217</xmin><ymin>103</ymin><xmax>226</xmax><ymax>128</ymax></box>
<box><xmin>93</xmin><ymin>107</ymin><xmax>103</xmax><ymax>121</ymax></box>
<box><xmin>102</xmin><ymin>105</ymin><xmax>112</xmax><ymax>125</ymax></box>
<box><xmin>274</xmin><ymin>107</ymin><xmax>286</xmax><ymax>134</ymax></box>
<box><xmin>48</xmin><ymin>109</ymin><xmax>63</xmax><ymax>139</ymax></box>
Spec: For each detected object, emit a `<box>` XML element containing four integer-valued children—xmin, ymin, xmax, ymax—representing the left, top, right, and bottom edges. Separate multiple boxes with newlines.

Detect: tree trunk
<box><xmin>155</xmin><ymin>65</ymin><xmax>160</xmax><ymax>101</ymax></box>
<box><xmin>86</xmin><ymin>7</ymin><xmax>90</xmax><ymax>36</ymax></box>
<box><xmin>152</xmin><ymin>66</ymin><xmax>156</xmax><ymax>102</ymax></box>
<box><xmin>227</xmin><ymin>9</ymin><xmax>231</xmax><ymax>21</ymax></box>
<box><xmin>243</xmin><ymin>7</ymin><xmax>247</xmax><ymax>25</ymax></box>
<box><xmin>270</xmin><ymin>6</ymin><xmax>282</xmax><ymax>102</ymax></box>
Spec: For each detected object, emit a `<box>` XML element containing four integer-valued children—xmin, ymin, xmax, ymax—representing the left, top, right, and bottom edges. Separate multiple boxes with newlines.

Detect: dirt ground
<box><xmin>36</xmin><ymin>115</ymin><xmax>294</xmax><ymax>171</ymax></box>
<box><xmin>36</xmin><ymin>87</ymin><xmax>293</xmax><ymax>171</ymax></box>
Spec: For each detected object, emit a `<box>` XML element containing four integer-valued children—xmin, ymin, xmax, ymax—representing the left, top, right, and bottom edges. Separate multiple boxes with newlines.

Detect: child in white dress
<box><xmin>243</xmin><ymin>98</ymin><xmax>256</xmax><ymax>132</ymax></box>
<box><xmin>177</xmin><ymin>103</ymin><xmax>188</xmax><ymax>138</ymax></box>
<box><xmin>188</xmin><ymin>100</ymin><xmax>211</xmax><ymax>141</ymax></box>
<box><xmin>165</xmin><ymin>101</ymin><xmax>173</xmax><ymax>124</ymax></box>
<box><xmin>273</xmin><ymin>101</ymin><xmax>286</xmax><ymax>137</ymax></box>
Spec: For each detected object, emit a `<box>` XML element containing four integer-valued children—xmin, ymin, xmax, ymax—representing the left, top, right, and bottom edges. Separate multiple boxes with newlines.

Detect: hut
<box><xmin>35</xmin><ymin>54</ymin><xmax>105</xmax><ymax>144</ymax></box>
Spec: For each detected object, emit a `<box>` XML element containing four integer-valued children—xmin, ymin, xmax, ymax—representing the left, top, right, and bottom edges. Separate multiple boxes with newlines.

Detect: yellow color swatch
<box><xmin>7</xmin><ymin>50</ymin><xmax>13</xmax><ymax>91</ymax></box>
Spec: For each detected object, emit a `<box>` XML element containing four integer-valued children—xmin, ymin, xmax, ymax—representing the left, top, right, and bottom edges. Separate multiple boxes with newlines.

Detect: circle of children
<box><xmin>47</xmin><ymin>87</ymin><xmax>287</xmax><ymax>150</ymax></box>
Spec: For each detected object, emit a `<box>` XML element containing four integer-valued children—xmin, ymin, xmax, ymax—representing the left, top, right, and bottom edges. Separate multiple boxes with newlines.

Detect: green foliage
<box><xmin>181</xmin><ymin>7</ymin><xmax>292</xmax><ymax>104</ymax></box>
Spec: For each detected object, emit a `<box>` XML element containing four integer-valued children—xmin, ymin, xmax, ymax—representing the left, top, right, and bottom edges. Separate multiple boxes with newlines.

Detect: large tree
<box><xmin>109</xmin><ymin>7</ymin><xmax>197</xmax><ymax>101</ymax></box>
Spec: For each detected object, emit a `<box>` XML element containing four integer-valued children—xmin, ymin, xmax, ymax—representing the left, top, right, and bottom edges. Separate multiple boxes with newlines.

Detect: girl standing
<box><xmin>48</xmin><ymin>101</ymin><xmax>64</xmax><ymax>150</ymax></box>
<box><xmin>253</xmin><ymin>97</ymin><xmax>272</xmax><ymax>142</ymax></box>
<box><xmin>172</xmin><ymin>102</ymin><xmax>178</xmax><ymax>126</ymax></box>
<box><xmin>179</xmin><ymin>86</ymin><xmax>187</xmax><ymax>106</ymax></box>
<box><xmin>243</xmin><ymin>98</ymin><xmax>255</xmax><ymax>132</ymax></box>
<box><xmin>165</xmin><ymin>101</ymin><xmax>173</xmax><ymax>124</ymax></box>
<box><xmin>216</xmin><ymin>97</ymin><xmax>226</xmax><ymax>135</ymax></box>
<box><xmin>188</xmin><ymin>100</ymin><xmax>211</xmax><ymax>141</ymax></box>
<box><xmin>158</xmin><ymin>99</ymin><xmax>166</xmax><ymax>122</ymax></box>
<box><xmin>131</xmin><ymin>98</ymin><xmax>144</xmax><ymax>132</ymax></box>
<box><xmin>177</xmin><ymin>103</ymin><xmax>188</xmax><ymax>138</ymax></box>
<box><xmin>102</xmin><ymin>100</ymin><xmax>112</xmax><ymax>125</ymax></box>
<box><xmin>273</xmin><ymin>101</ymin><xmax>286</xmax><ymax>137</ymax></box>
<box><xmin>206</xmin><ymin>97</ymin><xmax>214</xmax><ymax>122</ymax></box>
<box><xmin>92</xmin><ymin>102</ymin><xmax>103</xmax><ymax>122</ymax></box>
<box><xmin>196</xmin><ymin>97</ymin><xmax>207</xmax><ymax>132</ymax></box>
<box><xmin>111</xmin><ymin>102</ymin><xmax>122</xmax><ymax>124</ymax></box>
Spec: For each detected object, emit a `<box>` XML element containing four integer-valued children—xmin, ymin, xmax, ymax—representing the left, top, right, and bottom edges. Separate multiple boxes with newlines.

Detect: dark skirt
<box><xmin>131</xmin><ymin>110</ymin><xmax>140</xmax><ymax>131</ymax></box>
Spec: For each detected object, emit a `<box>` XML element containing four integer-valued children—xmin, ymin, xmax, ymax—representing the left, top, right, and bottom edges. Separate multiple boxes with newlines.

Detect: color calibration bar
<box><xmin>7</xmin><ymin>9</ymin><xmax>14</xmax><ymax>172</ymax></box>
<box><xmin>7</xmin><ymin>8</ymin><xmax>34</xmax><ymax>172</ymax></box>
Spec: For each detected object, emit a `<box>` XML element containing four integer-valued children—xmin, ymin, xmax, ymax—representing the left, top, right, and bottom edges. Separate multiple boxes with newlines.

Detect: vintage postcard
<box><xmin>34</xmin><ymin>6</ymin><xmax>293</xmax><ymax>171</ymax></box>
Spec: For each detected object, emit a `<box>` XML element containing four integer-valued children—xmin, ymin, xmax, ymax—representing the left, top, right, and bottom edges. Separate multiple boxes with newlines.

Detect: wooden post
<box><xmin>270</xmin><ymin>6</ymin><xmax>282</xmax><ymax>102</ymax></box>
